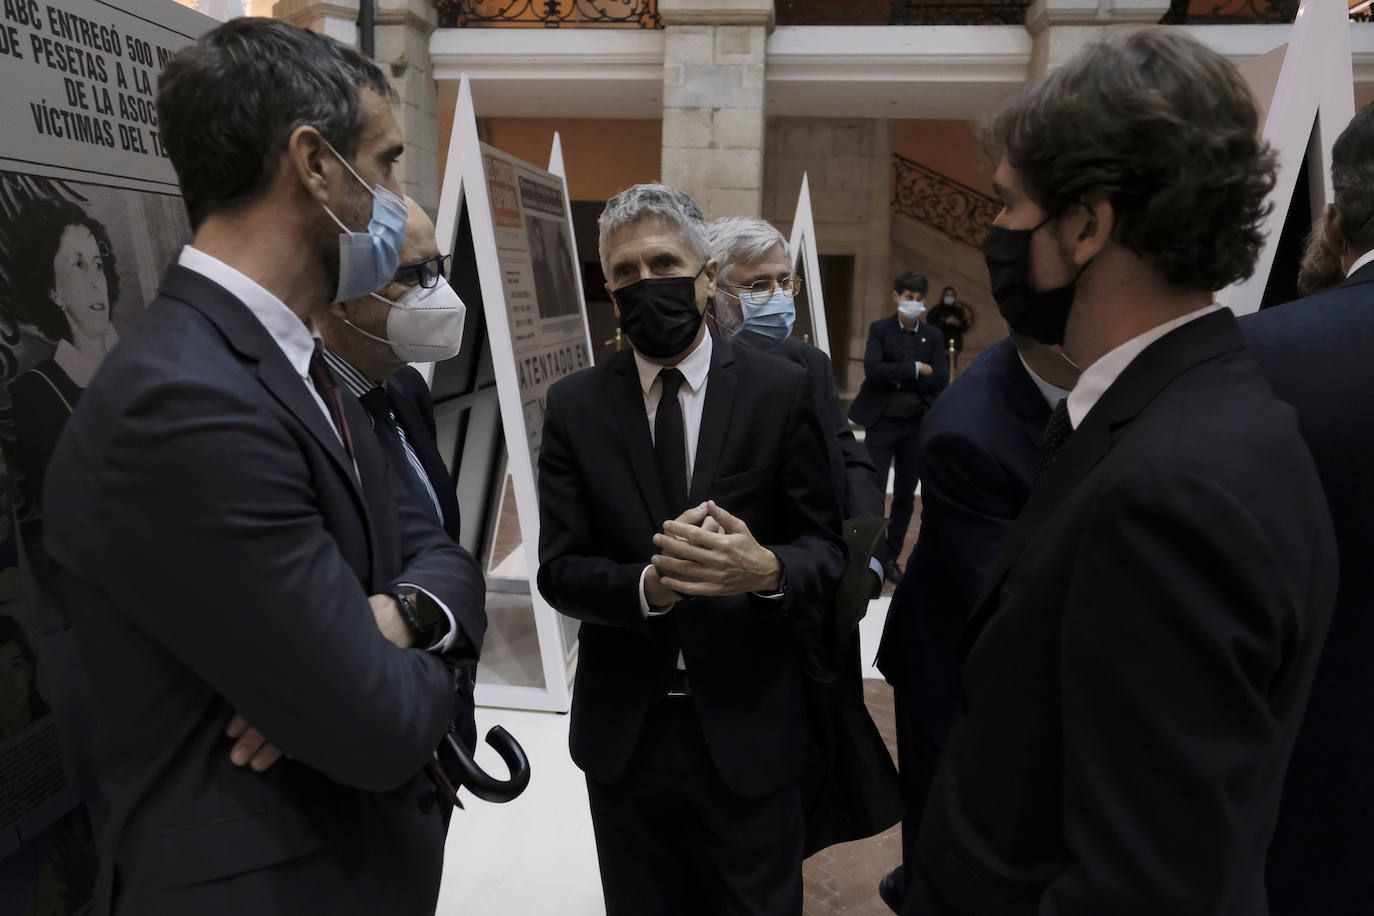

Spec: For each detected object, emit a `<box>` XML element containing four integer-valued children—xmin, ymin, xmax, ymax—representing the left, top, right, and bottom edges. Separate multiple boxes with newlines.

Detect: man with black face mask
<box><xmin>537</xmin><ymin>183</ymin><xmax>844</xmax><ymax>916</ymax></box>
<box><xmin>903</xmin><ymin>31</ymin><xmax>1335</xmax><ymax>916</ymax></box>
<box><xmin>40</xmin><ymin>19</ymin><xmax>485</xmax><ymax>916</ymax></box>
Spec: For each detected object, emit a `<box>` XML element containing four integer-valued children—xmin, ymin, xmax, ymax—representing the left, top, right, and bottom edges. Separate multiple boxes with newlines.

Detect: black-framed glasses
<box><xmin>724</xmin><ymin>275</ymin><xmax>803</xmax><ymax>304</ymax></box>
<box><xmin>396</xmin><ymin>254</ymin><xmax>451</xmax><ymax>289</ymax></box>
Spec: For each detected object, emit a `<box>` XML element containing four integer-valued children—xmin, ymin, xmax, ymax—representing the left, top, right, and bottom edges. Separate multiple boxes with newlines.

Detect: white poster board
<box><xmin>0</xmin><ymin>0</ymin><xmax>210</xmax><ymax>905</ymax></box>
<box><xmin>435</xmin><ymin>75</ymin><xmax>591</xmax><ymax>712</ymax></box>
<box><xmin>788</xmin><ymin>172</ymin><xmax>830</xmax><ymax>356</ymax></box>
<box><xmin>1219</xmin><ymin>0</ymin><xmax>1354</xmax><ymax>315</ymax></box>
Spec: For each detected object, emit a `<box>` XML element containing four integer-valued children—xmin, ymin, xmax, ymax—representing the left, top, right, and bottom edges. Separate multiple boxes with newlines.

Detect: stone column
<box><xmin>271</xmin><ymin>0</ymin><xmax>359</xmax><ymax>49</ymax></box>
<box><xmin>1026</xmin><ymin>0</ymin><xmax>1171</xmax><ymax>76</ymax></box>
<box><xmin>271</xmin><ymin>0</ymin><xmax>441</xmax><ymax>214</ymax></box>
<box><xmin>373</xmin><ymin>0</ymin><xmax>440</xmax><ymax>214</ymax></box>
<box><xmin>658</xmin><ymin>0</ymin><xmax>773</xmax><ymax>219</ymax></box>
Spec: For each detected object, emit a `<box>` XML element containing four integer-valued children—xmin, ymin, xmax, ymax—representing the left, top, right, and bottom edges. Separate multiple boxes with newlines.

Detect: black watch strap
<box><xmin>390</xmin><ymin>587</ymin><xmax>450</xmax><ymax>650</ymax></box>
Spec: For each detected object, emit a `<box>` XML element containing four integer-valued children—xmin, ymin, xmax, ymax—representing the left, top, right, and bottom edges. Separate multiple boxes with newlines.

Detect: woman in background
<box><xmin>6</xmin><ymin>199</ymin><xmax>120</xmax><ymax>499</ymax></box>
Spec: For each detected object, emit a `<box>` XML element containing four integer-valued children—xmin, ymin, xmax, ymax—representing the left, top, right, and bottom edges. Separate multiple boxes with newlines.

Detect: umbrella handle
<box><xmin>441</xmin><ymin>725</ymin><xmax>530</xmax><ymax>803</ymax></box>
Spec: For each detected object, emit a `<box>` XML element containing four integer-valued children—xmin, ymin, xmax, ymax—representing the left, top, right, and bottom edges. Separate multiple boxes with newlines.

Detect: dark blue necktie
<box><xmin>1037</xmin><ymin>398</ymin><xmax>1073</xmax><ymax>481</ymax></box>
<box><xmin>359</xmin><ymin>387</ymin><xmax>441</xmax><ymax>524</ymax></box>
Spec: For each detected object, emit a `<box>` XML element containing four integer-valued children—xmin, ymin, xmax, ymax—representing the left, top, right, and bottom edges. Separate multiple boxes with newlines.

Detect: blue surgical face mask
<box><xmin>741</xmin><ymin>288</ymin><xmax>796</xmax><ymax>340</ymax></box>
<box><xmin>320</xmin><ymin>140</ymin><xmax>408</xmax><ymax>302</ymax></box>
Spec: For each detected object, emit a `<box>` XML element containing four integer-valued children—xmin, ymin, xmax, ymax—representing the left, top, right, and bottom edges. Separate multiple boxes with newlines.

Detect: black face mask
<box><xmin>613</xmin><ymin>265</ymin><xmax>705</xmax><ymax>360</ymax></box>
<box><xmin>983</xmin><ymin>215</ymin><xmax>1081</xmax><ymax>347</ymax></box>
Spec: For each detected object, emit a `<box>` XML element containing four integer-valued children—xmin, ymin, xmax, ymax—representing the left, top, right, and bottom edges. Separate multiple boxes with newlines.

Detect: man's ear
<box><xmin>1325</xmin><ymin>202</ymin><xmax>1346</xmax><ymax>256</ymax></box>
<box><xmin>702</xmin><ymin>258</ymin><xmax>719</xmax><ymax>298</ymax></box>
<box><xmin>1061</xmin><ymin>197</ymin><xmax>1114</xmax><ymax>267</ymax></box>
<box><xmin>287</xmin><ymin>125</ymin><xmax>333</xmax><ymax>206</ymax></box>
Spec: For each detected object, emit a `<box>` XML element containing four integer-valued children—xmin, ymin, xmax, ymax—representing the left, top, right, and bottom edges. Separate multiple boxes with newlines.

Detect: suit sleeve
<box><xmin>1042</xmin><ymin>462</ymin><xmax>1304</xmax><ymax>914</ymax></box>
<box><xmin>914</xmin><ymin>429</ymin><xmax>1018</xmax><ymax>623</ymax></box>
<box><xmin>915</xmin><ymin>326</ymin><xmax>949</xmax><ymax>395</ymax></box>
<box><xmin>386</xmin><ymin>451</ymin><xmax>486</xmax><ymax>661</ymax></box>
<box><xmin>817</xmin><ymin>351</ymin><xmax>883</xmax><ymax>519</ymax></box>
<box><xmin>863</xmin><ymin>322</ymin><xmax>917</xmax><ymax>384</ymax></box>
<box><xmin>95</xmin><ymin>380</ymin><xmax>459</xmax><ymax>793</ymax></box>
<box><xmin>761</xmin><ymin>370</ymin><xmax>847</xmax><ymax>619</ymax></box>
<box><xmin>536</xmin><ymin>381</ymin><xmax>651</xmax><ymax>632</ymax></box>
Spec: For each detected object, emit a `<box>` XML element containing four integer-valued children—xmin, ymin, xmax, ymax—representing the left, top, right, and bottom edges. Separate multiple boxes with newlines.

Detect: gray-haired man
<box><xmin>536</xmin><ymin>183</ymin><xmax>844</xmax><ymax>914</ymax></box>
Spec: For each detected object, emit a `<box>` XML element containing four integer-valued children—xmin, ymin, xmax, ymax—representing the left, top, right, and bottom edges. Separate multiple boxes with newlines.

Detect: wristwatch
<box><xmin>389</xmin><ymin>587</ymin><xmax>451</xmax><ymax>649</ymax></box>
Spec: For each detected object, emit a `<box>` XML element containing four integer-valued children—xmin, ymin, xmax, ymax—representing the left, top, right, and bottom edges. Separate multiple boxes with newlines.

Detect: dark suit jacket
<box><xmin>42</xmin><ymin>265</ymin><xmax>487</xmax><ymax>916</ymax></box>
<box><xmin>1243</xmin><ymin>263</ymin><xmax>1374</xmax><ymax>915</ymax></box>
<box><xmin>735</xmin><ymin>329</ymin><xmax>884</xmax><ymax>519</ymax></box>
<box><xmin>907</xmin><ymin>311</ymin><xmax>1337</xmax><ymax>916</ymax></box>
<box><xmin>386</xmin><ymin>365</ymin><xmax>461</xmax><ymax>542</ymax></box>
<box><xmin>877</xmin><ymin>338</ymin><xmax>1049</xmax><ymax>694</ymax></box>
<box><xmin>733</xmin><ymin>328</ymin><xmax>900</xmax><ymax>853</ymax></box>
<box><xmin>848</xmin><ymin>316</ymin><xmax>949</xmax><ymax>434</ymax></box>
<box><xmin>536</xmin><ymin>333</ymin><xmax>845</xmax><ymax>798</ymax></box>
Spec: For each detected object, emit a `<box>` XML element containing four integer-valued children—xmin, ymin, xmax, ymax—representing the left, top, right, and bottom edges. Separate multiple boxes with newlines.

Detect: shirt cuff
<box><xmin>639</xmin><ymin>565</ymin><xmax>676</xmax><ymax>618</ymax></box>
<box><xmin>750</xmin><ymin>550</ymin><xmax>786</xmax><ymax>600</ymax></box>
<box><xmin>869</xmin><ymin>557</ymin><xmax>884</xmax><ymax>580</ymax></box>
<box><xmin>399</xmin><ymin>582</ymin><xmax>461</xmax><ymax>653</ymax></box>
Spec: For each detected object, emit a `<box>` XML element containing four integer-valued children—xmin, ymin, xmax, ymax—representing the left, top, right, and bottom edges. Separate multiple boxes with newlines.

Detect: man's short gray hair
<box><xmin>709</xmin><ymin>216</ymin><xmax>789</xmax><ymax>283</ymax></box>
<box><xmin>598</xmin><ymin>183</ymin><xmax>712</xmax><ymax>277</ymax></box>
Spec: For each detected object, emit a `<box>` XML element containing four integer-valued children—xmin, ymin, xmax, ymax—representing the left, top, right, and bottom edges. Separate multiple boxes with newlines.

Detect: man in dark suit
<box><xmin>875</xmin><ymin>334</ymin><xmax>1076</xmax><ymax>911</ymax></box>
<box><xmin>906</xmin><ymin>31</ymin><xmax>1336</xmax><ymax>915</ymax></box>
<box><xmin>1243</xmin><ymin>102</ymin><xmax>1374</xmax><ymax>916</ymax></box>
<box><xmin>317</xmin><ymin>194</ymin><xmax>465</xmax><ymax>543</ymax></box>
<box><xmin>707</xmin><ymin>215</ymin><xmax>900</xmax><ymax>856</ymax></box>
<box><xmin>40</xmin><ymin>20</ymin><xmax>485</xmax><ymax>916</ymax></box>
<box><xmin>537</xmin><ymin>184</ymin><xmax>844</xmax><ymax>915</ymax></box>
<box><xmin>848</xmin><ymin>272</ymin><xmax>949</xmax><ymax>583</ymax></box>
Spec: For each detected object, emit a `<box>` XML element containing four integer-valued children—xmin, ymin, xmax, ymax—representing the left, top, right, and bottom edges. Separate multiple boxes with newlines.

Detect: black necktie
<box><xmin>1037</xmin><ymin>398</ymin><xmax>1073</xmax><ymax>481</ymax></box>
<box><xmin>308</xmin><ymin>346</ymin><xmax>355</xmax><ymax>460</ymax></box>
<box><xmin>655</xmin><ymin>368</ymin><xmax>689</xmax><ymax>517</ymax></box>
<box><xmin>359</xmin><ymin>386</ymin><xmax>442</xmax><ymax>524</ymax></box>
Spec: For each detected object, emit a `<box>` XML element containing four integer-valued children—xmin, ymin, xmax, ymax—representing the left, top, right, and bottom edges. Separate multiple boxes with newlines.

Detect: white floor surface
<box><xmin>436</xmin><ymin>594</ymin><xmax>893</xmax><ymax>915</ymax></box>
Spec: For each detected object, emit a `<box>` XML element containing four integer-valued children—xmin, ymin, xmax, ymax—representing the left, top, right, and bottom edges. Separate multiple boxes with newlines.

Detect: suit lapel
<box><xmin>162</xmin><ymin>265</ymin><xmax>370</xmax><ymax>512</ymax></box>
<box><xmin>611</xmin><ymin>351</ymin><xmax>670</xmax><ymax>527</ymax></box>
<box><xmin>688</xmin><ymin>335</ymin><xmax>737</xmax><ymax>507</ymax></box>
<box><xmin>957</xmin><ymin>310</ymin><xmax>1246</xmax><ymax>658</ymax></box>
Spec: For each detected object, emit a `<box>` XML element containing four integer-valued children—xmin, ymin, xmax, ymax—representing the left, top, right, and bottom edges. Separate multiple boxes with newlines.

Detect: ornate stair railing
<box><xmin>892</xmin><ymin>153</ymin><xmax>999</xmax><ymax>250</ymax></box>
<box><xmin>437</xmin><ymin>0</ymin><xmax>661</xmax><ymax>28</ymax></box>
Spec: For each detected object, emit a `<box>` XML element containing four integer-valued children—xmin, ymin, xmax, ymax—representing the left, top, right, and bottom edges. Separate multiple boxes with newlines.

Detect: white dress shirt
<box><xmin>635</xmin><ymin>331</ymin><xmax>713</xmax><ymax>620</ymax></box>
<box><xmin>1018</xmin><ymin>352</ymin><xmax>1074</xmax><ymax>409</ymax></box>
<box><xmin>1066</xmin><ymin>304</ymin><xmax>1221</xmax><ymax>429</ymax></box>
<box><xmin>1347</xmin><ymin>247</ymin><xmax>1374</xmax><ymax>278</ymax></box>
<box><xmin>176</xmin><ymin>246</ymin><xmax>460</xmax><ymax>653</ymax></box>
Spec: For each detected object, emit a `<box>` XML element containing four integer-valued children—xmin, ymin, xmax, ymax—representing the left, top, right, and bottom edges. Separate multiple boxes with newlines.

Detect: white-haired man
<box><xmin>708</xmin><ymin>215</ymin><xmax>900</xmax><ymax>856</ymax></box>
<box><xmin>536</xmin><ymin>184</ymin><xmax>844</xmax><ymax>915</ymax></box>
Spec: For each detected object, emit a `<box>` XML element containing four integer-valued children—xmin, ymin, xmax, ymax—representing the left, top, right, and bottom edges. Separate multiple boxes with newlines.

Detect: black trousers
<box><xmin>585</xmin><ymin>697</ymin><xmax>803</xmax><ymax>916</ymax></box>
<box><xmin>893</xmin><ymin>687</ymin><xmax>947</xmax><ymax>877</ymax></box>
<box><xmin>865</xmin><ymin>418</ymin><xmax>923</xmax><ymax>564</ymax></box>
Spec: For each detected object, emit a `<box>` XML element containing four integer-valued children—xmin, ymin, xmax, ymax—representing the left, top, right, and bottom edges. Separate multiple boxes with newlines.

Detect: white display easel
<box><xmin>1219</xmin><ymin>0</ymin><xmax>1355</xmax><ymax>315</ymax></box>
<box><xmin>787</xmin><ymin>173</ymin><xmax>831</xmax><ymax>355</ymax></box>
<box><xmin>433</xmin><ymin>75</ymin><xmax>591</xmax><ymax>712</ymax></box>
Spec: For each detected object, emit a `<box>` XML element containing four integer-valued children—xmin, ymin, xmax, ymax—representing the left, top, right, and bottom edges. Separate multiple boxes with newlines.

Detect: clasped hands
<box><xmin>643</xmin><ymin>500</ymin><xmax>781</xmax><ymax>607</ymax></box>
<box><xmin>226</xmin><ymin>593</ymin><xmax>413</xmax><ymax>772</ymax></box>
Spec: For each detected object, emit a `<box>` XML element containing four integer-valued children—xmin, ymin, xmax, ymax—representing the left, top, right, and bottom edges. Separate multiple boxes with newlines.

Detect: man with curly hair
<box><xmin>900</xmin><ymin>30</ymin><xmax>1337</xmax><ymax>916</ymax></box>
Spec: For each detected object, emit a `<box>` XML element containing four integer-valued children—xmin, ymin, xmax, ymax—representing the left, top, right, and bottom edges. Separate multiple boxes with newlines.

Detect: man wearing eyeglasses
<box><xmin>708</xmin><ymin>216</ymin><xmax>900</xmax><ymax>857</ymax></box>
<box><xmin>316</xmin><ymin>195</ymin><xmax>467</xmax><ymax>544</ymax></box>
<box><xmin>848</xmin><ymin>272</ymin><xmax>950</xmax><ymax>584</ymax></box>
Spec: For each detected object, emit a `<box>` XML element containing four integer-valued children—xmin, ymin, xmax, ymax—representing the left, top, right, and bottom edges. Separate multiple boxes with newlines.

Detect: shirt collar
<box><xmin>177</xmin><ymin>245</ymin><xmax>316</xmax><ymax>381</ymax></box>
<box><xmin>1347</xmin><ymin>248</ymin><xmax>1374</xmax><ymax>278</ymax></box>
<box><xmin>1066</xmin><ymin>303</ymin><xmax>1221</xmax><ymax>429</ymax></box>
<box><xmin>1017</xmin><ymin>351</ymin><xmax>1073</xmax><ymax>409</ymax></box>
<box><xmin>895</xmin><ymin>314</ymin><xmax>920</xmax><ymax>332</ymax></box>
<box><xmin>633</xmin><ymin>329</ymin><xmax>713</xmax><ymax>396</ymax></box>
<box><xmin>321</xmin><ymin>346</ymin><xmax>380</xmax><ymax>399</ymax></box>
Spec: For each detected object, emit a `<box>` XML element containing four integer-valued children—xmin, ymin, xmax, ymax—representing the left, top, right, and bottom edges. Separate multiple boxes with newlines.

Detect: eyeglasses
<box><xmin>724</xmin><ymin>275</ymin><xmax>803</xmax><ymax>304</ymax></box>
<box><xmin>396</xmin><ymin>254</ymin><xmax>451</xmax><ymax>289</ymax></box>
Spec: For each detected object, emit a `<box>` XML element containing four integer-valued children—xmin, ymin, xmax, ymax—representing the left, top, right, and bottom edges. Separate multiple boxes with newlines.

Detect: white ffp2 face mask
<box><xmin>898</xmin><ymin>299</ymin><xmax>925</xmax><ymax>320</ymax></box>
<box><xmin>345</xmin><ymin>276</ymin><xmax>467</xmax><ymax>363</ymax></box>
